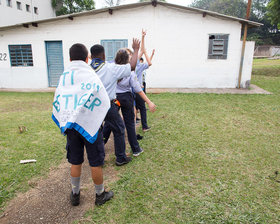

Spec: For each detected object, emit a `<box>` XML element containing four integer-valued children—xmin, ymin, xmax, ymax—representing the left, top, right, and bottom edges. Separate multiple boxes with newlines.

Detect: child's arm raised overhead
<box><xmin>150</xmin><ymin>49</ymin><xmax>155</xmax><ymax>62</ymax></box>
<box><xmin>130</xmin><ymin>38</ymin><xmax>140</xmax><ymax>71</ymax></box>
<box><xmin>138</xmin><ymin>29</ymin><xmax>146</xmax><ymax>59</ymax></box>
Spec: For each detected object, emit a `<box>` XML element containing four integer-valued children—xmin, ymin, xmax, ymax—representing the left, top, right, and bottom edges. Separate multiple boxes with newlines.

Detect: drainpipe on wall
<box><xmin>237</xmin><ymin>0</ymin><xmax>252</xmax><ymax>88</ymax></box>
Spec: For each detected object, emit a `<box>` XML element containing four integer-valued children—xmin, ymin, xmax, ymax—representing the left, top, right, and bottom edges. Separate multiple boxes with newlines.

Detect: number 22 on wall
<box><xmin>0</xmin><ymin>53</ymin><xmax>7</xmax><ymax>61</ymax></box>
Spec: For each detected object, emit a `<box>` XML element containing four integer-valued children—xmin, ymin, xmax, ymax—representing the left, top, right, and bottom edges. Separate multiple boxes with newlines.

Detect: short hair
<box><xmin>90</xmin><ymin>44</ymin><xmax>105</xmax><ymax>58</ymax></box>
<box><xmin>69</xmin><ymin>43</ymin><xmax>88</xmax><ymax>62</ymax></box>
<box><xmin>115</xmin><ymin>48</ymin><xmax>129</xmax><ymax>65</ymax></box>
<box><xmin>140</xmin><ymin>57</ymin><xmax>144</xmax><ymax>62</ymax></box>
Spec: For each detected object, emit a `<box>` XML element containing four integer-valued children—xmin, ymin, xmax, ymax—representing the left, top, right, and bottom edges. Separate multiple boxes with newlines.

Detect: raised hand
<box><xmin>132</xmin><ymin>38</ymin><xmax>140</xmax><ymax>52</ymax></box>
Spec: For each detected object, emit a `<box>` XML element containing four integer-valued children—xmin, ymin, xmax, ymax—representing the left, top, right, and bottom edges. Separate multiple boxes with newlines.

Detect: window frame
<box><xmin>26</xmin><ymin>4</ymin><xmax>30</xmax><ymax>12</ymax></box>
<box><xmin>8</xmin><ymin>44</ymin><xmax>34</xmax><ymax>67</ymax></box>
<box><xmin>100</xmin><ymin>39</ymin><xmax>128</xmax><ymax>62</ymax></box>
<box><xmin>34</xmin><ymin>6</ymin><xmax>38</xmax><ymax>14</ymax></box>
<box><xmin>208</xmin><ymin>34</ymin><xmax>229</xmax><ymax>60</ymax></box>
<box><xmin>6</xmin><ymin>0</ymin><xmax>12</xmax><ymax>7</ymax></box>
<box><xmin>16</xmin><ymin>1</ymin><xmax>22</xmax><ymax>10</ymax></box>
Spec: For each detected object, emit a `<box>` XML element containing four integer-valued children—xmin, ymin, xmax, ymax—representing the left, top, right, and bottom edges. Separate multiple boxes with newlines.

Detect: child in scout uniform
<box><xmin>90</xmin><ymin>38</ymin><xmax>140</xmax><ymax>166</ymax></box>
<box><xmin>103</xmin><ymin>48</ymin><xmax>156</xmax><ymax>156</ymax></box>
<box><xmin>52</xmin><ymin>43</ymin><xmax>113</xmax><ymax>206</ymax></box>
<box><xmin>135</xmin><ymin>30</ymin><xmax>155</xmax><ymax>132</ymax></box>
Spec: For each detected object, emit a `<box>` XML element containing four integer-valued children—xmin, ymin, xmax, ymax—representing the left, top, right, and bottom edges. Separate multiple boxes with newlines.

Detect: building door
<box><xmin>101</xmin><ymin>39</ymin><xmax>128</xmax><ymax>62</ymax></box>
<box><xmin>45</xmin><ymin>41</ymin><xmax>64</xmax><ymax>87</ymax></box>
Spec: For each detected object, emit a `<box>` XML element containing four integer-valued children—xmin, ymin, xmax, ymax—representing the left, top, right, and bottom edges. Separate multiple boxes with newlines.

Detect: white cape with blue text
<box><xmin>52</xmin><ymin>61</ymin><xmax>110</xmax><ymax>143</ymax></box>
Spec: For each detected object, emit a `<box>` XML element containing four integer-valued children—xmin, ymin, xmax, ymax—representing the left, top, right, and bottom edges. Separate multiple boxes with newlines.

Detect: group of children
<box><xmin>52</xmin><ymin>30</ymin><xmax>155</xmax><ymax>207</ymax></box>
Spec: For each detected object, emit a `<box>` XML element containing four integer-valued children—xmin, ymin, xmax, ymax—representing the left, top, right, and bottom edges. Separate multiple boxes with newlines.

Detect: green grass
<box><xmin>252</xmin><ymin>58</ymin><xmax>280</xmax><ymax>77</ymax></box>
<box><xmin>0</xmin><ymin>92</ymin><xmax>65</xmax><ymax>212</ymax></box>
<box><xmin>86</xmin><ymin>59</ymin><xmax>280</xmax><ymax>223</ymax></box>
<box><xmin>1</xmin><ymin>59</ymin><xmax>280</xmax><ymax>223</ymax></box>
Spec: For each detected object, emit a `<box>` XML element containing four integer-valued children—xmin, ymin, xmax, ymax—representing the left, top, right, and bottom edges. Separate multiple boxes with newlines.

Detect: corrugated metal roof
<box><xmin>0</xmin><ymin>1</ymin><xmax>262</xmax><ymax>31</ymax></box>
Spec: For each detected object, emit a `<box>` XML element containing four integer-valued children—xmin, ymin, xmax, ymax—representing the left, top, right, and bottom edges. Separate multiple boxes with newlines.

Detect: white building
<box><xmin>0</xmin><ymin>0</ymin><xmax>55</xmax><ymax>27</ymax></box>
<box><xmin>0</xmin><ymin>1</ymin><xmax>261</xmax><ymax>89</ymax></box>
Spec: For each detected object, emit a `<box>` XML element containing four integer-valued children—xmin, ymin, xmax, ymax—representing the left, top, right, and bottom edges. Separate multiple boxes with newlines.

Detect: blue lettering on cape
<box><xmin>62</xmin><ymin>94</ymin><xmax>73</xmax><ymax>109</ymax></box>
<box><xmin>53</xmin><ymin>94</ymin><xmax>60</xmax><ymax>112</ymax></box>
<box><xmin>84</xmin><ymin>94</ymin><xmax>102</xmax><ymax>111</ymax></box>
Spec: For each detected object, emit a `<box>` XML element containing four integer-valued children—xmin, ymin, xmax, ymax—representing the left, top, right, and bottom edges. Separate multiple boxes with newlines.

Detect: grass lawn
<box><xmin>0</xmin><ymin>92</ymin><xmax>66</xmax><ymax>212</ymax></box>
<box><xmin>1</xmin><ymin>59</ymin><xmax>280</xmax><ymax>223</ymax></box>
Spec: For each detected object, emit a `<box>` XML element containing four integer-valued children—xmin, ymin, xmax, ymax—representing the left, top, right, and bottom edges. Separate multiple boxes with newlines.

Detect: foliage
<box><xmin>52</xmin><ymin>0</ymin><xmax>95</xmax><ymax>16</ymax></box>
<box><xmin>139</xmin><ymin>0</ymin><xmax>166</xmax><ymax>2</ymax></box>
<box><xmin>267</xmin><ymin>0</ymin><xmax>280</xmax><ymax>29</ymax></box>
<box><xmin>191</xmin><ymin>0</ymin><xmax>280</xmax><ymax>45</ymax></box>
<box><xmin>104</xmin><ymin>0</ymin><xmax>122</xmax><ymax>7</ymax></box>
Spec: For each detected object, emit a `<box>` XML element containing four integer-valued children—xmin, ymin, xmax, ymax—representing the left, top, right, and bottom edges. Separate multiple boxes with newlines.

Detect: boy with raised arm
<box><xmin>90</xmin><ymin>38</ymin><xmax>140</xmax><ymax>166</ymax></box>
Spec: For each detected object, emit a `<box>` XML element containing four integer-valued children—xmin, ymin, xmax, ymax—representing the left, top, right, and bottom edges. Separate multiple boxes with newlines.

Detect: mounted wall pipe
<box><xmin>237</xmin><ymin>0</ymin><xmax>252</xmax><ymax>88</ymax></box>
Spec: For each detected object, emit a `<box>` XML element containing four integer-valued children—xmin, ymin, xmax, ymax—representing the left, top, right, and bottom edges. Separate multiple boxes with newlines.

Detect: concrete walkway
<box><xmin>0</xmin><ymin>84</ymin><xmax>271</xmax><ymax>94</ymax></box>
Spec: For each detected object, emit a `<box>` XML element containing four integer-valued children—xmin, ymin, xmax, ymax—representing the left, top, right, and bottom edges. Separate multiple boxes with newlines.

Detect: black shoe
<box><xmin>136</xmin><ymin>134</ymin><xmax>143</xmax><ymax>140</ymax></box>
<box><xmin>115</xmin><ymin>157</ymin><xmax>132</xmax><ymax>166</ymax></box>
<box><xmin>133</xmin><ymin>148</ymin><xmax>144</xmax><ymax>157</ymax></box>
<box><xmin>70</xmin><ymin>191</ymin><xmax>80</xmax><ymax>206</ymax></box>
<box><xmin>95</xmin><ymin>190</ymin><xmax>114</xmax><ymax>206</ymax></box>
<box><xmin>143</xmin><ymin>127</ymin><xmax>151</xmax><ymax>132</ymax></box>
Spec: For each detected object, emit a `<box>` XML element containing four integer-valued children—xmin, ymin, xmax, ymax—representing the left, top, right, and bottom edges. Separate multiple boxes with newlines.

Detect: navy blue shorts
<box><xmin>65</xmin><ymin>128</ymin><xmax>105</xmax><ymax>167</ymax></box>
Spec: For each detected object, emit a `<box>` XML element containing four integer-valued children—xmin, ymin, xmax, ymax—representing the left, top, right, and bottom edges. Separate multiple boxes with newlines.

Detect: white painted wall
<box><xmin>0</xmin><ymin>4</ymin><xmax>255</xmax><ymax>89</ymax></box>
<box><xmin>0</xmin><ymin>0</ymin><xmax>55</xmax><ymax>27</ymax></box>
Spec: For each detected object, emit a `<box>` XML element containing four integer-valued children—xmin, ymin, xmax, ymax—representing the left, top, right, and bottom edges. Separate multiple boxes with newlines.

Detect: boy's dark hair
<box><xmin>140</xmin><ymin>57</ymin><xmax>144</xmax><ymax>62</ymax></box>
<box><xmin>115</xmin><ymin>49</ymin><xmax>129</xmax><ymax>65</ymax></box>
<box><xmin>90</xmin><ymin>45</ymin><xmax>105</xmax><ymax>58</ymax></box>
<box><xmin>69</xmin><ymin>43</ymin><xmax>88</xmax><ymax>62</ymax></box>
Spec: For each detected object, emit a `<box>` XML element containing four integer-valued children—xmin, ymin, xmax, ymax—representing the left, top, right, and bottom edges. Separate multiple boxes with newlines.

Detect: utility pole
<box><xmin>237</xmin><ymin>0</ymin><xmax>252</xmax><ymax>88</ymax></box>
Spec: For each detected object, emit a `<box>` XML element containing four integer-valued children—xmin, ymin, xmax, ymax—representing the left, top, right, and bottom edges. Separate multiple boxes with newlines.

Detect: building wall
<box><xmin>0</xmin><ymin>4</ymin><xmax>255</xmax><ymax>88</ymax></box>
<box><xmin>0</xmin><ymin>0</ymin><xmax>55</xmax><ymax>27</ymax></box>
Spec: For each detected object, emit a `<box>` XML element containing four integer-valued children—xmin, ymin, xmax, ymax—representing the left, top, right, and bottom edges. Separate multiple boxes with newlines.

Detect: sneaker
<box><xmin>133</xmin><ymin>148</ymin><xmax>144</xmax><ymax>157</ymax></box>
<box><xmin>115</xmin><ymin>157</ymin><xmax>132</xmax><ymax>166</ymax></box>
<box><xmin>136</xmin><ymin>134</ymin><xmax>143</xmax><ymax>140</ymax></box>
<box><xmin>95</xmin><ymin>190</ymin><xmax>114</xmax><ymax>206</ymax></box>
<box><xmin>142</xmin><ymin>127</ymin><xmax>151</xmax><ymax>132</ymax></box>
<box><xmin>70</xmin><ymin>191</ymin><xmax>80</xmax><ymax>206</ymax></box>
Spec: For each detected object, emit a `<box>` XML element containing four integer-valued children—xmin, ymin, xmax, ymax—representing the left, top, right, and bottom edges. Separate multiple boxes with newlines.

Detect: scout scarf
<box><xmin>52</xmin><ymin>60</ymin><xmax>110</xmax><ymax>143</ymax></box>
<box><xmin>90</xmin><ymin>58</ymin><xmax>105</xmax><ymax>72</ymax></box>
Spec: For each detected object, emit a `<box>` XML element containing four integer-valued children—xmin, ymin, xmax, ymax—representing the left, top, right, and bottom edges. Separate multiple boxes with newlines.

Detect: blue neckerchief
<box><xmin>90</xmin><ymin>58</ymin><xmax>105</xmax><ymax>72</ymax></box>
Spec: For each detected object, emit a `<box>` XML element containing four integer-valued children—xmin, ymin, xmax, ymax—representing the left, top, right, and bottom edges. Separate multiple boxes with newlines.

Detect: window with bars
<box><xmin>6</xmin><ymin>0</ymin><xmax>12</xmax><ymax>7</ymax></box>
<box><xmin>208</xmin><ymin>34</ymin><xmax>229</xmax><ymax>60</ymax></box>
<box><xmin>26</xmin><ymin>4</ymin><xmax>30</xmax><ymax>12</ymax></box>
<box><xmin>9</xmin><ymin>45</ymin><xmax>33</xmax><ymax>67</ymax></box>
<box><xmin>34</xmin><ymin>7</ymin><xmax>38</xmax><ymax>14</ymax></box>
<box><xmin>16</xmin><ymin>1</ymin><xmax>21</xmax><ymax>10</ymax></box>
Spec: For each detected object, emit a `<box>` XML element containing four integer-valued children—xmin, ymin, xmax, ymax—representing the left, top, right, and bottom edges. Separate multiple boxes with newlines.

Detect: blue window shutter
<box><xmin>101</xmin><ymin>39</ymin><xmax>128</xmax><ymax>62</ymax></box>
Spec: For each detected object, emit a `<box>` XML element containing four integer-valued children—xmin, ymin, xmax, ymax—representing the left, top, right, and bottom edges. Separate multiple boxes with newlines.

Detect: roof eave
<box><xmin>0</xmin><ymin>1</ymin><xmax>262</xmax><ymax>31</ymax></box>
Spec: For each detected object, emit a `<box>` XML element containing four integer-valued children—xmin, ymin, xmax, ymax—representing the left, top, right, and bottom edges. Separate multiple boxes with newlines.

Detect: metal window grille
<box><xmin>9</xmin><ymin>45</ymin><xmax>33</xmax><ymax>67</ymax></box>
<box><xmin>7</xmin><ymin>0</ymin><xmax>12</xmax><ymax>7</ymax></box>
<box><xmin>26</xmin><ymin>4</ymin><xmax>30</xmax><ymax>12</ymax></box>
<box><xmin>208</xmin><ymin>34</ymin><xmax>229</xmax><ymax>60</ymax></box>
<box><xmin>16</xmin><ymin>1</ymin><xmax>21</xmax><ymax>10</ymax></box>
<box><xmin>34</xmin><ymin>7</ymin><xmax>38</xmax><ymax>14</ymax></box>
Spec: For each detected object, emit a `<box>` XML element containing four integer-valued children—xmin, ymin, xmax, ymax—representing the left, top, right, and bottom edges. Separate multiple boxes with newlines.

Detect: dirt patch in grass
<box><xmin>0</xmin><ymin>137</ymin><xmax>119</xmax><ymax>224</ymax></box>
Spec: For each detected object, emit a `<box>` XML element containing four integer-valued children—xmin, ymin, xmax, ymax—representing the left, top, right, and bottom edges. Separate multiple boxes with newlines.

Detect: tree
<box><xmin>190</xmin><ymin>0</ymin><xmax>280</xmax><ymax>45</ymax></box>
<box><xmin>52</xmin><ymin>0</ymin><xmax>95</xmax><ymax>16</ymax></box>
<box><xmin>104</xmin><ymin>0</ymin><xmax>122</xmax><ymax>7</ymax></box>
<box><xmin>267</xmin><ymin>0</ymin><xmax>280</xmax><ymax>29</ymax></box>
<box><xmin>191</xmin><ymin>0</ymin><xmax>247</xmax><ymax>18</ymax></box>
<box><xmin>139</xmin><ymin>0</ymin><xmax>166</xmax><ymax>2</ymax></box>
